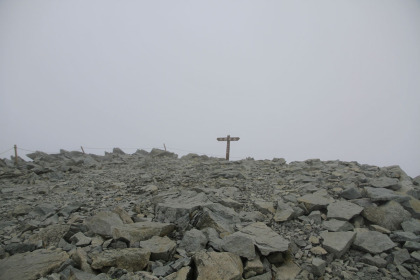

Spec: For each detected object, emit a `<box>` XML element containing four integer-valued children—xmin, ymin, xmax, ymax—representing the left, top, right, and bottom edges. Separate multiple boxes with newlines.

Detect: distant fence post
<box><xmin>14</xmin><ymin>144</ymin><xmax>18</xmax><ymax>165</ymax></box>
<box><xmin>164</xmin><ymin>144</ymin><xmax>167</xmax><ymax>151</ymax></box>
<box><xmin>81</xmin><ymin>146</ymin><xmax>85</xmax><ymax>154</ymax></box>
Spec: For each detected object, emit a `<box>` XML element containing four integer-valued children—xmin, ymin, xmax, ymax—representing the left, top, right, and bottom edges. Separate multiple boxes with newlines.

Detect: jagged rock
<box><xmin>272</xmin><ymin>260</ymin><xmax>301</xmax><ymax>280</ymax></box>
<box><xmin>322</xmin><ymin>219</ymin><xmax>354</xmax><ymax>232</ymax></box>
<box><xmin>340</xmin><ymin>184</ymin><xmax>362</xmax><ymax>200</ymax></box>
<box><xmin>320</xmin><ymin>231</ymin><xmax>356</xmax><ymax>258</ymax></box>
<box><xmin>390</xmin><ymin>231</ymin><xmax>420</xmax><ymax>242</ymax></box>
<box><xmin>112</xmin><ymin>221</ymin><xmax>175</xmax><ymax>243</ymax></box>
<box><xmin>222</xmin><ymin>232</ymin><xmax>256</xmax><ymax>260</ymax></box>
<box><xmin>297</xmin><ymin>193</ymin><xmax>333</xmax><ymax>212</ymax></box>
<box><xmin>308</xmin><ymin>210</ymin><xmax>322</xmax><ymax>224</ymax></box>
<box><xmin>240</xmin><ymin>211</ymin><xmax>266</xmax><ymax>222</ymax></box>
<box><xmin>113</xmin><ymin>206</ymin><xmax>134</xmax><ymax>224</ymax></box>
<box><xmin>273</xmin><ymin>200</ymin><xmax>295</xmax><ymax>222</ymax></box>
<box><xmin>364</xmin><ymin>187</ymin><xmax>408</xmax><ymax>203</ymax></box>
<box><xmin>166</xmin><ymin>266</ymin><xmax>191</xmax><ymax>280</ymax></box>
<box><xmin>311</xmin><ymin>257</ymin><xmax>326</xmax><ymax>276</ymax></box>
<box><xmin>193</xmin><ymin>203</ymin><xmax>241</xmax><ymax>233</ymax></box>
<box><xmin>369</xmin><ymin>224</ymin><xmax>391</xmax><ymax>234</ymax></box>
<box><xmin>193</xmin><ymin>251</ymin><xmax>243</xmax><ymax>280</ymax></box>
<box><xmin>401</xmin><ymin>198</ymin><xmax>420</xmax><ymax>218</ymax></box>
<box><xmin>90</xmin><ymin>248</ymin><xmax>150</xmax><ymax>272</ymax></box>
<box><xmin>253</xmin><ymin>200</ymin><xmax>275</xmax><ymax>215</ymax></box>
<box><xmin>4</xmin><ymin>243</ymin><xmax>36</xmax><ymax>255</ymax></box>
<box><xmin>411</xmin><ymin>251</ymin><xmax>420</xmax><ymax>261</ymax></box>
<box><xmin>71</xmin><ymin>247</ymin><xmax>94</xmax><ymax>274</ymax></box>
<box><xmin>70</xmin><ymin>232</ymin><xmax>91</xmax><ymax>247</ymax></box>
<box><xmin>0</xmin><ymin>249</ymin><xmax>69</xmax><ymax>280</ymax></box>
<box><xmin>85</xmin><ymin>211</ymin><xmax>124</xmax><ymax>237</ymax></box>
<box><xmin>360</xmin><ymin>253</ymin><xmax>388</xmax><ymax>268</ymax></box>
<box><xmin>352</xmin><ymin>231</ymin><xmax>396</xmax><ymax>254</ymax></box>
<box><xmin>68</xmin><ymin>268</ymin><xmax>97</xmax><ymax>280</ymax></box>
<box><xmin>392</xmin><ymin>248</ymin><xmax>411</xmax><ymax>265</ymax></box>
<box><xmin>369</xmin><ymin>177</ymin><xmax>401</xmax><ymax>190</ymax></box>
<box><xmin>28</xmin><ymin>224</ymin><xmax>71</xmax><ymax>247</ymax></box>
<box><xmin>246</xmin><ymin>272</ymin><xmax>272</xmax><ymax>280</ymax></box>
<box><xmin>154</xmin><ymin>191</ymin><xmax>212</xmax><ymax>229</ymax></box>
<box><xmin>401</xmin><ymin>218</ymin><xmax>420</xmax><ymax>234</ymax></box>
<box><xmin>239</xmin><ymin>222</ymin><xmax>289</xmax><ymax>256</ymax></box>
<box><xmin>139</xmin><ymin>236</ymin><xmax>176</xmax><ymax>261</ymax></box>
<box><xmin>362</xmin><ymin>200</ymin><xmax>411</xmax><ymax>231</ymax></box>
<box><xmin>243</xmin><ymin>257</ymin><xmax>264</xmax><ymax>278</ymax></box>
<box><xmin>327</xmin><ymin>201</ymin><xmax>363</xmax><ymax>221</ymax></box>
<box><xmin>179</xmin><ymin>228</ymin><xmax>207</xmax><ymax>253</ymax></box>
<box><xmin>404</xmin><ymin>241</ymin><xmax>420</xmax><ymax>251</ymax></box>
<box><xmin>201</xmin><ymin>227</ymin><xmax>223</xmax><ymax>251</ymax></box>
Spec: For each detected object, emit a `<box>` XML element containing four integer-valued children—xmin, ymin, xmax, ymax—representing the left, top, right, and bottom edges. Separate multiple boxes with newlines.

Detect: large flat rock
<box><xmin>297</xmin><ymin>193</ymin><xmax>333</xmax><ymax>212</ymax></box>
<box><xmin>193</xmin><ymin>251</ymin><xmax>243</xmax><ymax>280</ymax></box>
<box><xmin>239</xmin><ymin>222</ymin><xmax>289</xmax><ymax>256</ymax></box>
<box><xmin>320</xmin><ymin>231</ymin><xmax>356</xmax><ymax>258</ymax></box>
<box><xmin>352</xmin><ymin>231</ymin><xmax>396</xmax><ymax>254</ymax></box>
<box><xmin>327</xmin><ymin>201</ymin><xmax>363</xmax><ymax>221</ymax></box>
<box><xmin>0</xmin><ymin>249</ymin><xmax>69</xmax><ymax>280</ymax></box>
<box><xmin>91</xmin><ymin>248</ymin><xmax>151</xmax><ymax>272</ymax></box>
<box><xmin>85</xmin><ymin>211</ymin><xmax>124</xmax><ymax>238</ymax></box>
<box><xmin>362</xmin><ymin>201</ymin><xmax>411</xmax><ymax>231</ymax></box>
<box><xmin>112</xmin><ymin>221</ymin><xmax>175</xmax><ymax>243</ymax></box>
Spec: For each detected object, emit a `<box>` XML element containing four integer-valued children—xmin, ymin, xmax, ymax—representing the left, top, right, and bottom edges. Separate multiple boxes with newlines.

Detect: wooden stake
<box><xmin>81</xmin><ymin>146</ymin><xmax>85</xmax><ymax>154</ymax></box>
<box><xmin>14</xmin><ymin>144</ymin><xmax>18</xmax><ymax>165</ymax></box>
<box><xmin>217</xmin><ymin>135</ymin><xmax>240</xmax><ymax>160</ymax></box>
<box><xmin>163</xmin><ymin>144</ymin><xmax>167</xmax><ymax>151</ymax></box>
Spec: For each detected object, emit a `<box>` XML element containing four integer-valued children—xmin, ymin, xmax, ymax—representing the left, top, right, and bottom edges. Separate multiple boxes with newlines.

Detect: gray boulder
<box><xmin>320</xmin><ymin>231</ymin><xmax>356</xmax><ymax>258</ymax></box>
<box><xmin>85</xmin><ymin>211</ymin><xmax>124</xmax><ymax>237</ymax></box>
<box><xmin>362</xmin><ymin>200</ymin><xmax>411</xmax><ymax>231</ymax></box>
<box><xmin>369</xmin><ymin>177</ymin><xmax>401</xmax><ymax>190</ymax></box>
<box><xmin>112</xmin><ymin>221</ymin><xmax>175</xmax><ymax>243</ymax></box>
<box><xmin>139</xmin><ymin>236</ymin><xmax>176</xmax><ymax>261</ymax></box>
<box><xmin>193</xmin><ymin>203</ymin><xmax>240</xmax><ymax>234</ymax></box>
<box><xmin>322</xmin><ymin>219</ymin><xmax>354</xmax><ymax>232</ymax></box>
<box><xmin>311</xmin><ymin>257</ymin><xmax>326</xmax><ymax>276</ymax></box>
<box><xmin>364</xmin><ymin>187</ymin><xmax>408</xmax><ymax>203</ymax></box>
<box><xmin>239</xmin><ymin>222</ymin><xmax>289</xmax><ymax>256</ymax></box>
<box><xmin>91</xmin><ymin>248</ymin><xmax>150</xmax><ymax>272</ymax></box>
<box><xmin>193</xmin><ymin>251</ymin><xmax>243</xmax><ymax>280</ymax></box>
<box><xmin>273</xmin><ymin>200</ymin><xmax>296</xmax><ymax>222</ymax></box>
<box><xmin>352</xmin><ymin>231</ymin><xmax>396</xmax><ymax>254</ymax></box>
<box><xmin>222</xmin><ymin>232</ymin><xmax>256</xmax><ymax>260</ymax></box>
<box><xmin>297</xmin><ymin>193</ymin><xmax>333</xmax><ymax>212</ymax></box>
<box><xmin>0</xmin><ymin>249</ymin><xmax>69</xmax><ymax>280</ymax></box>
<box><xmin>401</xmin><ymin>198</ymin><xmax>420</xmax><ymax>219</ymax></box>
<box><xmin>179</xmin><ymin>228</ymin><xmax>208</xmax><ymax>253</ymax></box>
<box><xmin>340</xmin><ymin>184</ymin><xmax>362</xmax><ymax>200</ymax></box>
<box><xmin>327</xmin><ymin>201</ymin><xmax>363</xmax><ymax>221</ymax></box>
<box><xmin>360</xmin><ymin>253</ymin><xmax>388</xmax><ymax>268</ymax></box>
<box><xmin>401</xmin><ymin>218</ymin><xmax>420</xmax><ymax>234</ymax></box>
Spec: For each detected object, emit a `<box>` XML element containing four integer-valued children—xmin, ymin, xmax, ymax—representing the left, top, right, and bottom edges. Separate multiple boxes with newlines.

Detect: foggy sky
<box><xmin>1</xmin><ymin>1</ymin><xmax>419</xmax><ymax>177</ymax></box>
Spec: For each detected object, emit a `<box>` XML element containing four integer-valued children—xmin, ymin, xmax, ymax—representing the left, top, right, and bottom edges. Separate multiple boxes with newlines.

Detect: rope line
<box><xmin>0</xmin><ymin>148</ymin><xmax>13</xmax><ymax>155</ymax></box>
<box><xmin>17</xmin><ymin>147</ymin><xmax>36</xmax><ymax>153</ymax></box>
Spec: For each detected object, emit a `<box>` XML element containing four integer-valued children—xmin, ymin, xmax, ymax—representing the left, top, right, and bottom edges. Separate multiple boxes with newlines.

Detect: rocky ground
<box><xmin>0</xmin><ymin>148</ymin><xmax>419</xmax><ymax>280</ymax></box>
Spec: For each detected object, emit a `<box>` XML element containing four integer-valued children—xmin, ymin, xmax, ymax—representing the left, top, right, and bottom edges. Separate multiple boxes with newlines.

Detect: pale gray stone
<box><xmin>311</xmin><ymin>257</ymin><xmax>326</xmax><ymax>276</ymax></box>
<box><xmin>360</xmin><ymin>253</ymin><xmax>388</xmax><ymax>268</ymax></box>
<box><xmin>364</xmin><ymin>187</ymin><xmax>408</xmax><ymax>203</ymax></box>
<box><xmin>70</xmin><ymin>232</ymin><xmax>91</xmax><ymax>247</ymax></box>
<box><xmin>362</xmin><ymin>201</ymin><xmax>411</xmax><ymax>231</ymax></box>
<box><xmin>193</xmin><ymin>251</ymin><xmax>243</xmax><ymax>280</ymax></box>
<box><xmin>352</xmin><ymin>231</ymin><xmax>396</xmax><ymax>254</ymax></box>
<box><xmin>401</xmin><ymin>218</ymin><xmax>420</xmax><ymax>234</ymax></box>
<box><xmin>91</xmin><ymin>248</ymin><xmax>150</xmax><ymax>272</ymax></box>
<box><xmin>392</xmin><ymin>248</ymin><xmax>411</xmax><ymax>265</ymax></box>
<box><xmin>179</xmin><ymin>228</ymin><xmax>207</xmax><ymax>253</ymax></box>
<box><xmin>403</xmin><ymin>241</ymin><xmax>420</xmax><ymax>251</ymax></box>
<box><xmin>222</xmin><ymin>232</ymin><xmax>256</xmax><ymax>260</ymax></box>
<box><xmin>239</xmin><ymin>222</ymin><xmax>289</xmax><ymax>256</ymax></box>
<box><xmin>297</xmin><ymin>193</ymin><xmax>333</xmax><ymax>212</ymax></box>
<box><xmin>322</xmin><ymin>219</ymin><xmax>354</xmax><ymax>232</ymax></box>
<box><xmin>0</xmin><ymin>249</ymin><xmax>69</xmax><ymax>280</ymax></box>
<box><xmin>390</xmin><ymin>231</ymin><xmax>420</xmax><ymax>242</ymax></box>
<box><xmin>327</xmin><ymin>201</ymin><xmax>363</xmax><ymax>221</ymax></box>
<box><xmin>320</xmin><ymin>231</ymin><xmax>356</xmax><ymax>258</ymax></box>
<box><xmin>85</xmin><ymin>211</ymin><xmax>124</xmax><ymax>237</ymax></box>
<box><xmin>112</xmin><ymin>221</ymin><xmax>175</xmax><ymax>243</ymax></box>
<box><xmin>139</xmin><ymin>236</ymin><xmax>176</xmax><ymax>261</ymax></box>
<box><xmin>369</xmin><ymin>177</ymin><xmax>401</xmax><ymax>190</ymax></box>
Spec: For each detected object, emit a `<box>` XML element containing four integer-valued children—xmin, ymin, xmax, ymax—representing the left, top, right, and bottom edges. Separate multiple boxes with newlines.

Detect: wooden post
<box><xmin>163</xmin><ymin>144</ymin><xmax>167</xmax><ymax>151</ymax></box>
<box><xmin>81</xmin><ymin>146</ymin><xmax>85</xmax><ymax>154</ymax></box>
<box><xmin>14</xmin><ymin>144</ymin><xmax>18</xmax><ymax>165</ymax></box>
<box><xmin>217</xmin><ymin>135</ymin><xmax>240</xmax><ymax>161</ymax></box>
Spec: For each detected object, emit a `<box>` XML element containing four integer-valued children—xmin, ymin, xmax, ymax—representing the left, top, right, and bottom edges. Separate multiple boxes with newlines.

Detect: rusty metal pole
<box><xmin>14</xmin><ymin>144</ymin><xmax>18</xmax><ymax>165</ymax></box>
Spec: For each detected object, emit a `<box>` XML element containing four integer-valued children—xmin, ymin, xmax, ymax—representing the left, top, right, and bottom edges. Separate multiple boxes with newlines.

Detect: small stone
<box><xmin>179</xmin><ymin>229</ymin><xmax>207</xmax><ymax>253</ymax></box>
<box><xmin>327</xmin><ymin>201</ymin><xmax>363</xmax><ymax>221</ymax></box>
<box><xmin>322</xmin><ymin>219</ymin><xmax>354</xmax><ymax>232</ymax></box>
<box><xmin>352</xmin><ymin>231</ymin><xmax>396</xmax><ymax>254</ymax></box>
<box><xmin>139</xmin><ymin>236</ymin><xmax>176</xmax><ymax>261</ymax></box>
<box><xmin>369</xmin><ymin>225</ymin><xmax>391</xmax><ymax>234</ymax></box>
<box><xmin>309</xmin><ymin>236</ymin><xmax>320</xmax><ymax>245</ymax></box>
<box><xmin>403</xmin><ymin>241</ymin><xmax>420</xmax><ymax>251</ymax></box>
<box><xmin>401</xmin><ymin>218</ymin><xmax>420</xmax><ymax>234</ymax></box>
<box><xmin>390</xmin><ymin>231</ymin><xmax>420</xmax><ymax>243</ymax></box>
<box><xmin>411</xmin><ymin>251</ymin><xmax>420</xmax><ymax>261</ymax></box>
<box><xmin>70</xmin><ymin>232</ymin><xmax>91</xmax><ymax>247</ymax></box>
<box><xmin>392</xmin><ymin>249</ymin><xmax>411</xmax><ymax>265</ymax></box>
<box><xmin>310</xmin><ymin>246</ymin><xmax>328</xmax><ymax>255</ymax></box>
<box><xmin>396</xmin><ymin>264</ymin><xmax>412</xmax><ymax>278</ymax></box>
<box><xmin>320</xmin><ymin>231</ymin><xmax>356</xmax><ymax>258</ymax></box>
<box><xmin>311</xmin><ymin>257</ymin><xmax>326</xmax><ymax>276</ymax></box>
<box><xmin>222</xmin><ymin>232</ymin><xmax>256</xmax><ymax>260</ymax></box>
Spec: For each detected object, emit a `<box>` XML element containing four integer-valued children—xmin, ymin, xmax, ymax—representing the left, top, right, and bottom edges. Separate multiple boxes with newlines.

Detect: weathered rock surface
<box><xmin>1</xmin><ymin>149</ymin><xmax>419</xmax><ymax>279</ymax></box>
<box><xmin>352</xmin><ymin>231</ymin><xmax>396</xmax><ymax>254</ymax></box>
<box><xmin>193</xmin><ymin>251</ymin><xmax>243</xmax><ymax>280</ymax></box>
<box><xmin>0</xmin><ymin>249</ymin><xmax>68</xmax><ymax>280</ymax></box>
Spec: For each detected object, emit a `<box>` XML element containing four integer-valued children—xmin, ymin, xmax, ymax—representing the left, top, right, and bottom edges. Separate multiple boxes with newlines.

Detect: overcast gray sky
<box><xmin>1</xmin><ymin>1</ymin><xmax>419</xmax><ymax>177</ymax></box>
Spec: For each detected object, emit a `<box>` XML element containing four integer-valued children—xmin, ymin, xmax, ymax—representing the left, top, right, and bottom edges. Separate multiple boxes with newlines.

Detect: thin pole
<box><xmin>14</xmin><ymin>144</ymin><xmax>18</xmax><ymax>165</ymax></box>
<box><xmin>164</xmin><ymin>144</ymin><xmax>167</xmax><ymax>151</ymax></box>
<box><xmin>81</xmin><ymin>146</ymin><xmax>85</xmax><ymax>154</ymax></box>
<box><xmin>226</xmin><ymin>135</ymin><xmax>230</xmax><ymax>161</ymax></box>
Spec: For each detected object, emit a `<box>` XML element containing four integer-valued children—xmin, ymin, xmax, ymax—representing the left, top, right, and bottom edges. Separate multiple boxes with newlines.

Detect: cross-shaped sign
<box><xmin>217</xmin><ymin>135</ymin><xmax>240</xmax><ymax>161</ymax></box>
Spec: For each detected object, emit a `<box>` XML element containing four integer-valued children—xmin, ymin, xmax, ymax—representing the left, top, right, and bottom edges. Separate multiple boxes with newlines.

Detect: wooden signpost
<box><xmin>217</xmin><ymin>135</ymin><xmax>240</xmax><ymax>161</ymax></box>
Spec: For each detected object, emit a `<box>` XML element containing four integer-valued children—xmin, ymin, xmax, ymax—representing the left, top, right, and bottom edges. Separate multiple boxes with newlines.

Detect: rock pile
<box><xmin>0</xmin><ymin>148</ymin><xmax>419</xmax><ymax>280</ymax></box>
